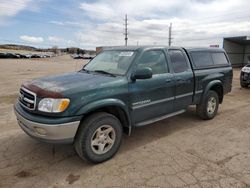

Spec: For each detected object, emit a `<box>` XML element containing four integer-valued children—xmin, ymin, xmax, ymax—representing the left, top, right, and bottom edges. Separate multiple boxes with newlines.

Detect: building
<box><xmin>223</xmin><ymin>36</ymin><xmax>250</xmax><ymax>67</ymax></box>
<box><xmin>96</xmin><ymin>46</ymin><xmax>115</xmax><ymax>54</ymax></box>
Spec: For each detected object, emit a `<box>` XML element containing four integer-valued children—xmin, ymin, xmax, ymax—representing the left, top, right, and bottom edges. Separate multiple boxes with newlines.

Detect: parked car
<box><xmin>4</xmin><ymin>53</ymin><xmax>19</xmax><ymax>58</ymax></box>
<box><xmin>25</xmin><ymin>54</ymin><xmax>33</xmax><ymax>58</ymax></box>
<box><xmin>83</xmin><ymin>54</ymin><xmax>95</xmax><ymax>59</ymax></box>
<box><xmin>31</xmin><ymin>54</ymin><xmax>41</xmax><ymax>58</ymax></box>
<box><xmin>240</xmin><ymin>64</ymin><xmax>250</xmax><ymax>88</ymax></box>
<box><xmin>16</xmin><ymin>53</ymin><xmax>28</xmax><ymax>58</ymax></box>
<box><xmin>42</xmin><ymin>54</ymin><xmax>51</xmax><ymax>58</ymax></box>
<box><xmin>14</xmin><ymin>46</ymin><xmax>233</xmax><ymax>163</ymax></box>
<box><xmin>71</xmin><ymin>54</ymin><xmax>83</xmax><ymax>59</ymax></box>
<box><xmin>0</xmin><ymin>52</ymin><xmax>6</xmax><ymax>58</ymax></box>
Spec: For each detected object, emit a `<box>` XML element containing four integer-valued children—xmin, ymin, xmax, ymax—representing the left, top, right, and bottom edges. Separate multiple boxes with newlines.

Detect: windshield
<box><xmin>83</xmin><ymin>50</ymin><xmax>136</xmax><ymax>75</ymax></box>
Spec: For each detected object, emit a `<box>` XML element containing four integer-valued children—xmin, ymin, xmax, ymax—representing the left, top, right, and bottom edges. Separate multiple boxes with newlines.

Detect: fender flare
<box><xmin>204</xmin><ymin>80</ymin><xmax>223</xmax><ymax>95</ymax></box>
<box><xmin>199</xmin><ymin>80</ymin><xmax>224</xmax><ymax>104</ymax></box>
<box><xmin>75</xmin><ymin>98</ymin><xmax>132</xmax><ymax>134</ymax></box>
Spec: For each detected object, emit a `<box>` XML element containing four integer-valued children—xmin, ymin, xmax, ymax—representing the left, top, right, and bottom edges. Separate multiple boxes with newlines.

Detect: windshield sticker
<box><xmin>119</xmin><ymin>51</ymin><xmax>134</xmax><ymax>57</ymax></box>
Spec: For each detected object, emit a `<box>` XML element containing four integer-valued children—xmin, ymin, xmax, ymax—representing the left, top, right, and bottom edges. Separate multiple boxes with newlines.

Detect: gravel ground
<box><xmin>0</xmin><ymin>55</ymin><xmax>249</xmax><ymax>188</ymax></box>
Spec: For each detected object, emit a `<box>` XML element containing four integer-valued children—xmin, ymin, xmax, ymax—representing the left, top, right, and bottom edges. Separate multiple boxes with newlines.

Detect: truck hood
<box><xmin>22</xmin><ymin>71</ymin><xmax>120</xmax><ymax>97</ymax></box>
<box><xmin>242</xmin><ymin>65</ymin><xmax>250</xmax><ymax>73</ymax></box>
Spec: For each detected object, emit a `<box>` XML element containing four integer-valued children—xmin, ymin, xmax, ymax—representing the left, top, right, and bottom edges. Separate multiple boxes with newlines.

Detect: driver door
<box><xmin>128</xmin><ymin>50</ymin><xmax>175</xmax><ymax>126</ymax></box>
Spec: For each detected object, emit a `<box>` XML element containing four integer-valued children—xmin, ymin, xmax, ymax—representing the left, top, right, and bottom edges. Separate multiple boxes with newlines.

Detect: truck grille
<box><xmin>19</xmin><ymin>87</ymin><xmax>36</xmax><ymax>110</ymax></box>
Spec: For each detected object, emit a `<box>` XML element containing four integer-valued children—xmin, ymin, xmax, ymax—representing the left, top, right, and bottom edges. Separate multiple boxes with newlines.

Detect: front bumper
<box><xmin>14</xmin><ymin>104</ymin><xmax>81</xmax><ymax>144</ymax></box>
<box><xmin>241</xmin><ymin>71</ymin><xmax>250</xmax><ymax>84</ymax></box>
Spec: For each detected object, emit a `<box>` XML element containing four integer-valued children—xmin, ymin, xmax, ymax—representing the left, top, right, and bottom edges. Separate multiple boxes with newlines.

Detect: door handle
<box><xmin>177</xmin><ymin>78</ymin><xmax>184</xmax><ymax>81</ymax></box>
<box><xmin>165</xmin><ymin>79</ymin><xmax>172</xmax><ymax>83</ymax></box>
<box><xmin>177</xmin><ymin>78</ymin><xmax>186</xmax><ymax>83</ymax></box>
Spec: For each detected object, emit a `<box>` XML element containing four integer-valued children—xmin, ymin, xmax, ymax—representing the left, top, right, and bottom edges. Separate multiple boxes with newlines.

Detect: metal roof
<box><xmin>224</xmin><ymin>36</ymin><xmax>250</xmax><ymax>45</ymax></box>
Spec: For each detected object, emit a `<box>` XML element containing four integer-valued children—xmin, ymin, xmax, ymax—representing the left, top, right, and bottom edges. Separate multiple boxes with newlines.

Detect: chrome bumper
<box><xmin>15</xmin><ymin>110</ymin><xmax>80</xmax><ymax>144</ymax></box>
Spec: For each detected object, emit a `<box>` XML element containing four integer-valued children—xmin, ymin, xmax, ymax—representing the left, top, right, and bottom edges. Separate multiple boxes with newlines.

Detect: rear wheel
<box><xmin>197</xmin><ymin>90</ymin><xmax>219</xmax><ymax>120</ymax></box>
<box><xmin>74</xmin><ymin>112</ymin><xmax>123</xmax><ymax>163</ymax></box>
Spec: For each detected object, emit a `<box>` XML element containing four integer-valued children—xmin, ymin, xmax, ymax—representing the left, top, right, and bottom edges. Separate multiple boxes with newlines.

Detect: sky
<box><xmin>0</xmin><ymin>0</ymin><xmax>250</xmax><ymax>49</ymax></box>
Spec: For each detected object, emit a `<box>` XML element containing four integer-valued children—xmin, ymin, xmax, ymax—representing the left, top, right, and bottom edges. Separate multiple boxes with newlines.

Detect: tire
<box><xmin>240</xmin><ymin>82</ymin><xmax>248</xmax><ymax>88</ymax></box>
<box><xmin>196</xmin><ymin>90</ymin><xmax>219</xmax><ymax>120</ymax></box>
<box><xmin>74</xmin><ymin>112</ymin><xmax>123</xmax><ymax>163</ymax></box>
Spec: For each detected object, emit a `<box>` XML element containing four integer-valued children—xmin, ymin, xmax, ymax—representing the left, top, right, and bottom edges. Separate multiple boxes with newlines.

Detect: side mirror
<box><xmin>131</xmin><ymin>67</ymin><xmax>153</xmax><ymax>81</ymax></box>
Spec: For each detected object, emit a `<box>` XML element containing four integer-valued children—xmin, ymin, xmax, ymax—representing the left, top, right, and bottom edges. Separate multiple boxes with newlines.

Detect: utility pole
<box><xmin>168</xmin><ymin>23</ymin><xmax>173</xmax><ymax>46</ymax></box>
<box><xmin>124</xmin><ymin>14</ymin><xmax>128</xmax><ymax>46</ymax></box>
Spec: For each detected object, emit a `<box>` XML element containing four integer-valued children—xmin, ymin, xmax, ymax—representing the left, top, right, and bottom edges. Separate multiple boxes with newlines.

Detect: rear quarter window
<box><xmin>211</xmin><ymin>53</ymin><xmax>228</xmax><ymax>65</ymax></box>
<box><xmin>191</xmin><ymin>51</ymin><xmax>229</xmax><ymax>68</ymax></box>
<box><xmin>191</xmin><ymin>52</ymin><xmax>213</xmax><ymax>68</ymax></box>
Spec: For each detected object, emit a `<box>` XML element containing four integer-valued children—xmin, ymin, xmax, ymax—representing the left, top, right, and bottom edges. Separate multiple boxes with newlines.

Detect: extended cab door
<box><xmin>128</xmin><ymin>50</ymin><xmax>175</xmax><ymax>125</ymax></box>
<box><xmin>168</xmin><ymin>49</ymin><xmax>194</xmax><ymax>111</ymax></box>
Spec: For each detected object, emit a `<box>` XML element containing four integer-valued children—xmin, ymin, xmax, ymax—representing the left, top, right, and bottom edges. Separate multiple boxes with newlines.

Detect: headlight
<box><xmin>242</xmin><ymin>67</ymin><xmax>250</xmax><ymax>73</ymax></box>
<box><xmin>38</xmin><ymin>98</ymin><xmax>70</xmax><ymax>113</ymax></box>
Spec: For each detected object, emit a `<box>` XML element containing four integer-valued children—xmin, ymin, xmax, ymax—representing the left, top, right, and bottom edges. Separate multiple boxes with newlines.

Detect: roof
<box><xmin>224</xmin><ymin>36</ymin><xmax>250</xmax><ymax>45</ymax></box>
<box><xmin>101</xmin><ymin>46</ymin><xmax>143</xmax><ymax>51</ymax></box>
<box><xmin>99</xmin><ymin>46</ymin><xmax>225</xmax><ymax>52</ymax></box>
<box><xmin>101</xmin><ymin>45</ymin><xmax>172</xmax><ymax>51</ymax></box>
<box><xmin>185</xmin><ymin>47</ymin><xmax>225</xmax><ymax>53</ymax></box>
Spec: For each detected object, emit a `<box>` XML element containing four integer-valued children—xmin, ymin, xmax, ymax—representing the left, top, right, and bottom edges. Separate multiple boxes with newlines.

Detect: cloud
<box><xmin>80</xmin><ymin>2</ymin><xmax>116</xmax><ymax>21</ymax></box>
<box><xmin>2</xmin><ymin>0</ymin><xmax>249</xmax><ymax>49</ymax></box>
<box><xmin>0</xmin><ymin>0</ymin><xmax>32</xmax><ymax>19</ymax></box>
<box><xmin>20</xmin><ymin>35</ymin><xmax>44</xmax><ymax>43</ymax></box>
<box><xmin>76</xmin><ymin>0</ymin><xmax>250</xmax><ymax>48</ymax></box>
<box><xmin>48</xmin><ymin>36</ymin><xmax>63</xmax><ymax>43</ymax></box>
<box><xmin>50</xmin><ymin>21</ymin><xmax>65</xmax><ymax>26</ymax></box>
<box><xmin>49</xmin><ymin>20</ymin><xmax>81</xmax><ymax>27</ymax></box>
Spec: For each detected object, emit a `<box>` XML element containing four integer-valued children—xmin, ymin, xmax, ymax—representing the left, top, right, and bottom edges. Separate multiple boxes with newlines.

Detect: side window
<box><xmin>137</xmin><ymin>50</ymin><xmax>168</xmax><ymax>74</ymax></box>
<box><xmin>169</xmin><ymin>50</ymin><xmax>190</xmax><ymax>73</ymax></box>
<box><xmin>211</xmin><ymin>53</ymin><xmax>228</xmax><ymax>65</ymax></box>
<box><xmin>191</xmin><ymin>52</ymin><xmax>213</xmax><ymax>68</ymax></box>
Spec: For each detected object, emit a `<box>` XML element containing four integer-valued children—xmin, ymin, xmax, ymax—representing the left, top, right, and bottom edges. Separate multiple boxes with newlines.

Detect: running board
<box><xmin>135</xmin><ymin>109</ymin><xmax>186</xmax><ymax>127</ymax></box>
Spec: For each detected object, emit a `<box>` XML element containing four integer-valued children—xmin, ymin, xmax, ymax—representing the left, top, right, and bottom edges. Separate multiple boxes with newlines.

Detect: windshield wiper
<box><xmin>93</xmin><ymin>70</ymin><xmax>116</xmax><ymax>77</ymax></box>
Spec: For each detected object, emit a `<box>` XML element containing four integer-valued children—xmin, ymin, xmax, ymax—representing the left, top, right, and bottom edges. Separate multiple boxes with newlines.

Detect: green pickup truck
<box><xmin>14</xmin><ymin>46</ymin><xmax>233</xmax><ymax>163</ymax></box>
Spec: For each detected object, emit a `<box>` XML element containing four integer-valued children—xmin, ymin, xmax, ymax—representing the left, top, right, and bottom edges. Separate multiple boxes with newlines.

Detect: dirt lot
<box><xmin>0</xmin><ymin>55</ymin><xmax>249</xmax><ymax>188</ymax></box>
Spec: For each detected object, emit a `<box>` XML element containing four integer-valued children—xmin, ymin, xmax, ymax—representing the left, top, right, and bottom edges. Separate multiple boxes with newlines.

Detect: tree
<box><xmin>52</xmin><ymin>46</ymin><xmax>60</xmax><ymax>54</ymax></box>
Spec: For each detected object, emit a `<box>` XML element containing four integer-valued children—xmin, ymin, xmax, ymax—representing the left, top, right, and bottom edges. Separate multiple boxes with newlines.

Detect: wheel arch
<box><xmin>76</xmin><ymin>99</ymin><xmax>132</xmax><ymax>135</ymax></box>
<box><xmin>204</xmin><ymin>80</ymin><xmax>224</xmax><ymax>103</ymax></box>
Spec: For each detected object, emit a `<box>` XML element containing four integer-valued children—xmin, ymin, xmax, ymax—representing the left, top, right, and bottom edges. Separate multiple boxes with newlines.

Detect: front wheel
<box><xmin>240</xmin><ymin>82</ymin><xmax>248</xmax><ymax>88</ymax></box>
<box><xmin>197</xmin><ymin>90</ymin><xmax>219</xmax><ymax>120</ymax></box>
<box><xmin>74</xmin><ymin>112</ymin><xmax>123</xmax><ymax>163</ymax></box>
